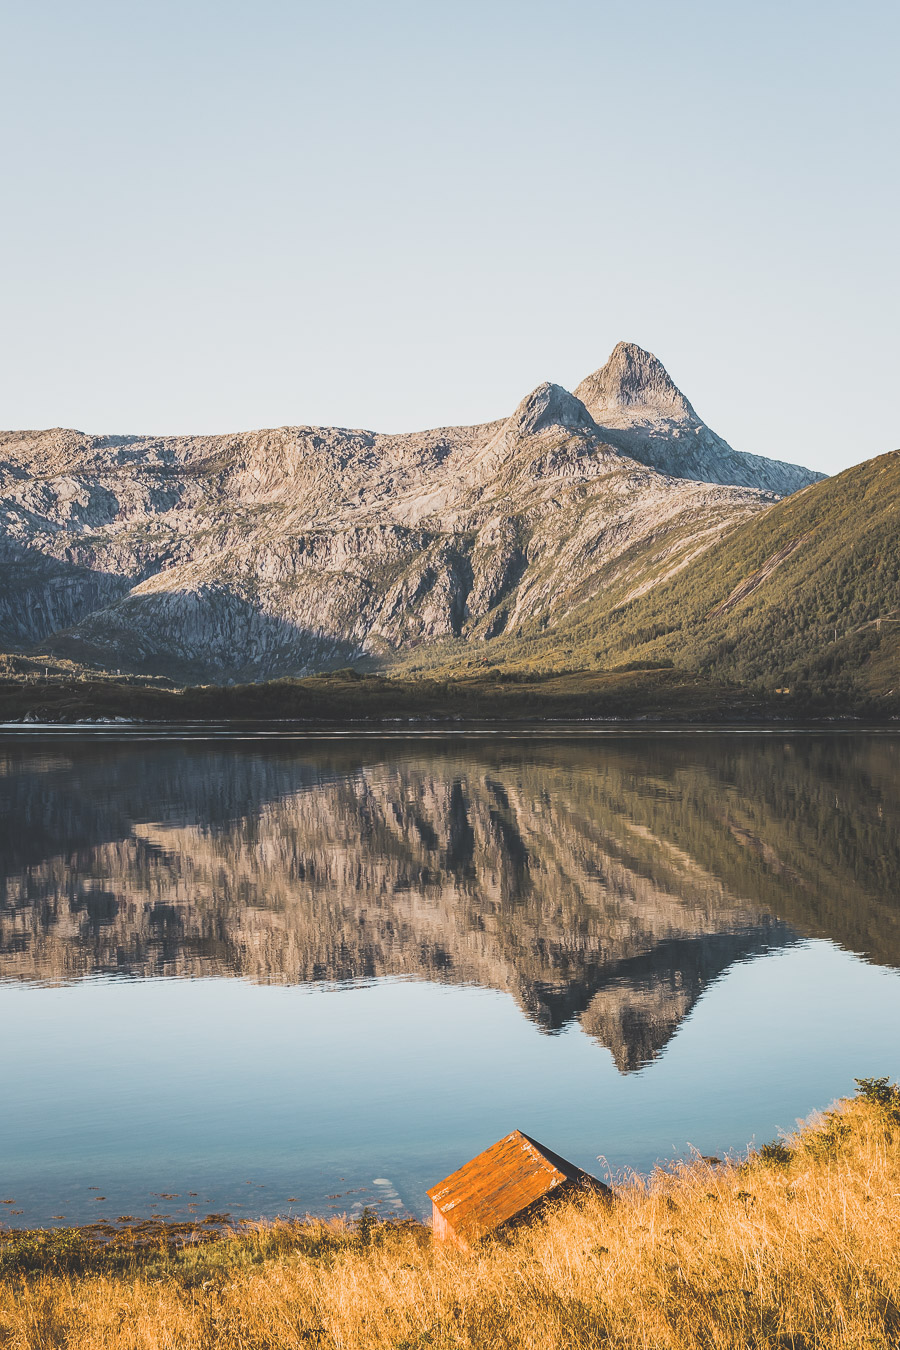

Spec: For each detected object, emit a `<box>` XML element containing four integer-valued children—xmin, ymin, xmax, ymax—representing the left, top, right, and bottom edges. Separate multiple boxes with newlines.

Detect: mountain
<box><xmin>0</xmin><ymin>344</ymin><xmax>822</xmax><ymax>682</ymax></box>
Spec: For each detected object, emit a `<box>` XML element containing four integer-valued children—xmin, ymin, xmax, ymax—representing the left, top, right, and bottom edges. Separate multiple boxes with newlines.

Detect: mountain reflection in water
<box><xmin>1</xmin><ymin>733</ymin><xmax>898</xmax><ymax>1073</ymax></box>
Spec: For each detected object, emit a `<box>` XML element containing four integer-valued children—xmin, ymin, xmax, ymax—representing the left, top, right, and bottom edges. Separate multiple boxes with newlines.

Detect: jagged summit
<box><xmin>502</xmin><ymin>382</ymin><xmax>598</xmax><ymax>438</ymax></box>
<box><xmin>571</xmin><ymin>341</ymin><xmax>825</xmax><ymax>496</ymax></box>
<box><xmin>575</xmin><ymin>342</ymin><xmax>695</xmax><ymax>421</ymax></box>
<box><xmin>472</xmin><ymin>381</ymin><xmax>605</xmax><ymax>474</ymax></box>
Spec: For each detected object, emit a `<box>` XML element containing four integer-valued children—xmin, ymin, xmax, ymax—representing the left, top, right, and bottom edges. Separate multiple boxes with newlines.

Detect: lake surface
<box><xmin>1</xmin><ymin>727</ymin><xmax>899</xmax><ymax>1229</ymax></box>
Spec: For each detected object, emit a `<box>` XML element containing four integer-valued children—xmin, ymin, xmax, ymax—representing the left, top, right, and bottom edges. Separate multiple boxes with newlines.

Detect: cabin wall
<box><xmin>431</xmin><ymin>1201</ymin><xmax>467</xmax><ymax>1248</ymax></box>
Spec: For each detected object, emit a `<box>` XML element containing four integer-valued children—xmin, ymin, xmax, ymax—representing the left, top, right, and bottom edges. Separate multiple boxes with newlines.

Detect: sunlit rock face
<box><xmin>574</xmin><ymin>343</ymin><xmax>824</xmax><ymax>494</ymax></box>
<box><xmin>1</xmin><ymin>735</ymin><xmax>895</xmax><ymax>1073</ymax></box>
<box><xmin>0</xmin><ymin>345</ymin><xmax>821</xmax><ymax>680</ymax></box>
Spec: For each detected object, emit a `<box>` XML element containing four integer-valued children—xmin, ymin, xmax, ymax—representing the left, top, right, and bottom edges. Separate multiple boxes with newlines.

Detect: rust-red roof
<box><xmin>427</xmin><ymin>1130</ymin><xmax>606</xmax><ymax>1245</ymax></box>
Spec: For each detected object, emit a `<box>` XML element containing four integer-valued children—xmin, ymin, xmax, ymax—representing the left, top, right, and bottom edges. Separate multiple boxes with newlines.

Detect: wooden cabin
<box><xmin>427</xmin><ymin>1129</ymin><xmax>610</xmax><ymax>1249</ymax></box>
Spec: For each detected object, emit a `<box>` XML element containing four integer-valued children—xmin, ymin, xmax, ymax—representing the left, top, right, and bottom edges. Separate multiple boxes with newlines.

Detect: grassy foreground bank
<box><xmin>2</xmin><ymin>1082</ymin><xmax>900</xmax><ymax>1349</ymax></box>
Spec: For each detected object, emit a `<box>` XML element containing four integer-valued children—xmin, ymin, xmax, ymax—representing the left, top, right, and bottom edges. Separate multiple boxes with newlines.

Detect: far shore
<box><xmin>0</xmin><ymin>667</ymin><xmax>896</xmax><ymax>727</ymax></box>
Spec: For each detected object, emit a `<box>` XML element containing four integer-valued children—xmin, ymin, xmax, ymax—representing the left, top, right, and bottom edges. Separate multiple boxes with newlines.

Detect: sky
<box><xmin>0</xmin><ymin>0</ymin><xmax>897</xmax><ymax>475</ymax></box>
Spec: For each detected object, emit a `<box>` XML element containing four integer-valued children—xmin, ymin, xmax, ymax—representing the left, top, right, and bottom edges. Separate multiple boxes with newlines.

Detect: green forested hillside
<box><xmin>471</xmin><ymin>449</ymin><xmax>899</xmax><ymax>703</ymax></box>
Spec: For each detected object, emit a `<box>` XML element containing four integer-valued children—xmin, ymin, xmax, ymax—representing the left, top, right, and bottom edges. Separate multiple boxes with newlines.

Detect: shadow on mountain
<box><xmin>0</xmin><ymin>542</ymin><xmax>132</xmax><ymax>645</ymax></box>
<box><xmin>0</xmin><ymin>733</ymin><xmax>897</xmax><ymax>1072</ymax></box>
<box><xmin>47</xmin><ymin>584</ymin><xmax>370</xmax><ymax>683</ymax></box>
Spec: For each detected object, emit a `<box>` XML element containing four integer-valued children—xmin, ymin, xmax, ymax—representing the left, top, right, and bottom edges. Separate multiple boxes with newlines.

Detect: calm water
<box><xmin>1</xmin><ymin>727</ymin><xmax>899</xmax><ymax>1228</ymax></box>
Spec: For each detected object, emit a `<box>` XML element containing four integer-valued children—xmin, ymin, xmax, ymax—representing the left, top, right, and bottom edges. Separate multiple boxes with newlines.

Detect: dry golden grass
<box><xmin>2</xmin><ymin>1085</ymin><xmax>900</xmax><ymax>1349</ymax></box>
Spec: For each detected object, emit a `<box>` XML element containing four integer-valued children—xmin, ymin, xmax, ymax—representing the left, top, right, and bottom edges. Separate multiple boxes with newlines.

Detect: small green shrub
<box><xmin>757</xmin><ymin>1141</ymin><xmax>793</xmax><ymax>1167</ymax></box>
<box><xmin>801</xmin><ymin>1112</ymin><xmax>852</xmax><ymax>1159</ymax></box>
<box><xmin>855</xmin><ymin>1076</ymin><xmax>900</xmax><ymax>1121</ymax></box>
<box><xmin>0</xmin><ymin>1229</ymin><xmax>111</xmax><ymax>1276</ymax></box>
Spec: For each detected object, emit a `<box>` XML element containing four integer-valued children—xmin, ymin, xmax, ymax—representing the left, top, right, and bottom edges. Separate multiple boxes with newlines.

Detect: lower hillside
<box><xmin>2</xmin><ymin>1080</ymin><xmax>899</xmax><ymax>1349</ymax></box>
<box><xmin>403</xmin><ymin>449</ymin><xmax>900</xmax><ymax>705</ymax></box>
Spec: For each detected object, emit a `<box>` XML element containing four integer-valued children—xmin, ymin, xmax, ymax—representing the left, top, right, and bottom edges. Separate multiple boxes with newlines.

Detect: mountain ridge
<box><xmin>0</xmin><ymin>344</ymin><xmax>825</xmax><ymax>682</ymax></box>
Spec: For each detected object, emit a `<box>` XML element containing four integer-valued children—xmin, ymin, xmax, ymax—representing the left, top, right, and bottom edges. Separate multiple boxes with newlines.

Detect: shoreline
<box><xmin>0</xmin><ymin>668</ymin><xmax>896</xmax><ymax>728</ymax></box>
<box><xmin>0</xmin><ymin>715</ymin><xmax>896</xmax><ymax>731</ymax></box>
<box><xmin>0</xmin><ymin>1081</ymin><xmax>893</xmax><ymax>1245</ymax></box>
<box><xmin>1</xmin><ymin>724</ymin><xmax>898</xmax><ymax>739</ymax></box>
<box><xmin>2</xmin><ymin>1083</ymin><xmax>899</xmax><ymax>1349</ymax></box>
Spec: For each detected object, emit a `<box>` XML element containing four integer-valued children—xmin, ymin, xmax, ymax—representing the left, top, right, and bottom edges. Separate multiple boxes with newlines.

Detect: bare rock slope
<box><xmin>574</xmin><ymin>343</ymin><xmax>819</xmax><ymax>494</ymax></box>
<box><xmin>0</xmin><ymin>344</ymin><xmax>823</xmax><ymax>680</ymax></box>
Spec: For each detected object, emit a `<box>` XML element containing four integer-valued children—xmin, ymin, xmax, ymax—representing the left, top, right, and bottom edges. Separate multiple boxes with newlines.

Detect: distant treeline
<box><xmin>0</xmin><ymin>666</ymin><xmax>895</xmax><ymax>724</ymax></box>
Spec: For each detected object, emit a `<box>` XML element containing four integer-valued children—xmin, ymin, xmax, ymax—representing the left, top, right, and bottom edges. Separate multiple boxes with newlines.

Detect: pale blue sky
<box><xmin>1</xmin><ymin>0</ymin><xmax>897</xmax><ymax>473</ymax></box>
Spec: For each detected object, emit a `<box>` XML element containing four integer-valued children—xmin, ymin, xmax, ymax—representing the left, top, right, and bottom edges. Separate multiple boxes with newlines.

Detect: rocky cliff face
<box><xmin>0</xmin><ymin>345</ymin><xmax>823</xmax><ymax>680</ymax></box>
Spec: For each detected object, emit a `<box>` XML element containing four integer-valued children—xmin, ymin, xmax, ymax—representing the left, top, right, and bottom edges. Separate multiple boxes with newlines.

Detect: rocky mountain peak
<box><xmin>572</xmin><ymin>342</ymin><xmax>824</xmax><ymax>495</ymax></box>
<box><xmin>575</xmin><ymin>342</ymin><xmax>695</xmax><ymax>421</ymax></box>
<box><xmin>505</xmin><ymin>382</ymin><xmax>598</xmax><ymax>438</ymax></box>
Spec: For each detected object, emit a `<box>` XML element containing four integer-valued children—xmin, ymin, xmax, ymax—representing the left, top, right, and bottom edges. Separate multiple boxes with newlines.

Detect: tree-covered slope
<box><xmin>476</xmin><ymin>449</ymin><xmax>899</xmax><ymax>700</ymax></box>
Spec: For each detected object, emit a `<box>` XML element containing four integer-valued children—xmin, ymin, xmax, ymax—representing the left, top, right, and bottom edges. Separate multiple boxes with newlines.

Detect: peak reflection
<box><xmin>0</xmin><ymin>734</ymin><xmax>897</xmax><ymax>1072</ymax></box>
